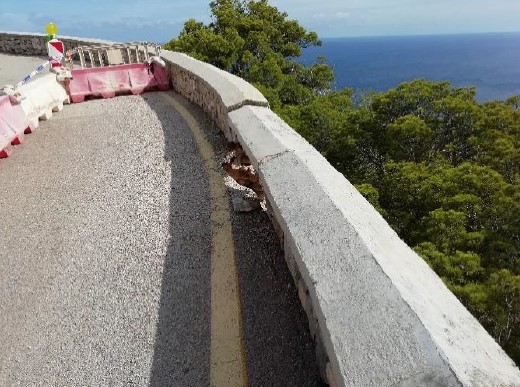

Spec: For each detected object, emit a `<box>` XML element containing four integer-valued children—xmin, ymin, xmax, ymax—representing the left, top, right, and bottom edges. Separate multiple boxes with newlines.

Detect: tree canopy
<box><xmin>166</xmin><ymin>0</ymin><xmax>520</xmax><ymax>365</ymax></box>
<box><xmin>164</xmin><ymin>0</ymin><xmax>334</xmax><ymax>108</ymax></box>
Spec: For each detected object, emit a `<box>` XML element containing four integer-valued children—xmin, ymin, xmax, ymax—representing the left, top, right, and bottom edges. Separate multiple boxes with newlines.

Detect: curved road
<box><xmin>0</xmin><ymin>54</ymin><xmax>322</xmax><ymax>386</ymax></box>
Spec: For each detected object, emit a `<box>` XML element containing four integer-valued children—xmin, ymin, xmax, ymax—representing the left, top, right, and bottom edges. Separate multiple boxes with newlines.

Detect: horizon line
<box><xmin>319</xmin><ymin>30</ymin><xmax>520</xmax><ymax>40</ymax></box>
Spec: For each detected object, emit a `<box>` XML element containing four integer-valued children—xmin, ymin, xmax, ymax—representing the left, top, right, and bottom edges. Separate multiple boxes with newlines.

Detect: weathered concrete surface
<box><xmin>229</xmin><ymin>105</ymin><xmax>520</xmax><ymax>386</ymax></box>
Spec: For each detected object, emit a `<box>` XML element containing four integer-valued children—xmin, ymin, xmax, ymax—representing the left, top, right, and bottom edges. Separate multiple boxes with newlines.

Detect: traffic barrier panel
<box><xmin>67</xmin><ymin>63</ymin><xmax>170</xmax><ymax>103</ymax></box>
<box><xmin>18</xmin><ymin>73</ymin><xmax>70</xmax><ymax>128</ymax></box>
<box><xmin>152</xmin><ymin>64</ymin><xmax>170</xmax><ymax>91</ymax></box>
<box><xmin>0</xmin><ymin>114</ymin><xmax>15</xmax><ymax>158</ymax></box>
<box><xmin>0</xmin><ymin>95</ymin><xmax>33</xmax><ymax>158</ymax></box>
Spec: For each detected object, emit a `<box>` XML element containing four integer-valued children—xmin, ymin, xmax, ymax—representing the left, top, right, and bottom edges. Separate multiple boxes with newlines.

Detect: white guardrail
<box><xmin>1</xmin><ymin>32</ymin><xmax>520</xmax><ymax>386</ymax></box>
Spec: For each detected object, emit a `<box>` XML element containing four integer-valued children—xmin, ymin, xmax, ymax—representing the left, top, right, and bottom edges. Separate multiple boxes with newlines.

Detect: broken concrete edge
<box><xmin>163</xmin><ymin>47</ymin><xmax>520</xmax><ymax>386</ymax></box>
<box><xmin>157</xmin><ymin>47</ymin><xmax>520</xmax><ymax>386</ymax></box>
<box><xmin>159</xmin><ymin>48</ymin><xmax>520</xmax><ymax>386</ymax></box>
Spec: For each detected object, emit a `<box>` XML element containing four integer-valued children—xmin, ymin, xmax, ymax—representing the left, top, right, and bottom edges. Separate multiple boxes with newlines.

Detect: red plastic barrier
<box><xmin>152</xmin><ymin>65</ymin><xmax>170</xmax><ymax>91</ymax></box>
<box><xmin>0</xmin><ymin>96</ymin><xmax>33</xmax><ymax>158</ymax></box>
<box><xmin>67</xmin><ymin>63</ymin><xmax>170</xmax><ymax>103</ymax></box>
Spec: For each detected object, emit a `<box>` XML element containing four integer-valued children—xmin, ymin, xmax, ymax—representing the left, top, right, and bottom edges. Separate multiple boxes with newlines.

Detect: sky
<box><xmin>0</xmin><ymin>0</ymin><xmax>519</xmax><ymax>43</ymax></box>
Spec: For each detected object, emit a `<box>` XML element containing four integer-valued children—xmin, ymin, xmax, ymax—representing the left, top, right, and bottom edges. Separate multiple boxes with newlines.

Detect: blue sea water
<box><xmin>300</xmin><ymin>33</ymin><xmax>520</xmax><ymax>102</ymax></box>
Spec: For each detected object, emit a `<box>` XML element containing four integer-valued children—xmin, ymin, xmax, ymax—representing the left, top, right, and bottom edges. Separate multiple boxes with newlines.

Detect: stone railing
<box><xmin>2</xmin><ymin>33</ymin><xmax>520</xmax><ymax>386</ymax></box>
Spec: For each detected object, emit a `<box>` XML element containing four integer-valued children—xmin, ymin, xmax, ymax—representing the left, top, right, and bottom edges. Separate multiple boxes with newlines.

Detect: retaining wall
<box><xmin>0</xmin><ymin>31</ymin><xmax>114</xmax><ymax>56</ymax></box>
<box><xmin>163</xmin><ymin>51</ymin><xmax>269</xmax><ymax>140</ymax></box>
<box><xmin>160</xmin><ymin>49</ymin><xmax>520</xmax><ymax>387</ymax></box>
<box><xmin>2</xmin><ymin>34</ymin><xmax>520</xmax><ymax>386</ymax></box>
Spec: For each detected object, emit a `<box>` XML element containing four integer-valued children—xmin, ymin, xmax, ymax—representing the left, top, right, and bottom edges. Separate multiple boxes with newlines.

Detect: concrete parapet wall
<box><xmin>0</xmin><ymin>31</ymin><xmax>114</xmax><ymax>56</ymax></box>
<box><xmin>229</xmin><ymin>106</ymin><xmax>520</xmax><ymax>386</ymax></box>
<box><xmin>160</xmin><ymin>51</ymin><xmax>520</xmax><ymax>386</ymax></box>
<box><xmin>161</xmin><ymin>50</ymin><xmax>268</xmax><ymax>140</ymax></box>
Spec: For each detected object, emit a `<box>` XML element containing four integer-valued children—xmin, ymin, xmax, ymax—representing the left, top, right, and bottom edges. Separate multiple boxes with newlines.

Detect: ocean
<box><xmin>299</xmin><ymin>33</ymin><xmax>520</xmax><ymax>102</ymax></box>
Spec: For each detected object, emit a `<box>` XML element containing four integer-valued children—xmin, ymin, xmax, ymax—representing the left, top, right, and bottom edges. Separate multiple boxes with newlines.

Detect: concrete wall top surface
<box><xmin>162</xmin><ymin>51</ymin><xmax>268</xmax><ymax>111</ymax></box>
<box><xmin>228</xmin><ymin>105</ymin><xmax>520</xmax><ymax>386</ymax></box>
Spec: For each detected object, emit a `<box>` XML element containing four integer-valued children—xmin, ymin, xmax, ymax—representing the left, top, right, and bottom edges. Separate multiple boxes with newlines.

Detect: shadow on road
<box><xmin>145</xmin><ymin>92</ymin><xmax>212</xmax><ymax>387</ymax></box>
<box><xmin>144</xmin><ymin>91</ymin><xmax>323</xmax><ymax>386</ymax></box>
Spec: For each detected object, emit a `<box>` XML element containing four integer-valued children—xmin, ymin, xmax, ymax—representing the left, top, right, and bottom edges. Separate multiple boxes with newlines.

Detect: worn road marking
<box><xmin>160</xmin><ymin>92</ymin><xmax>248</xmax><ymax>387</ymax></box>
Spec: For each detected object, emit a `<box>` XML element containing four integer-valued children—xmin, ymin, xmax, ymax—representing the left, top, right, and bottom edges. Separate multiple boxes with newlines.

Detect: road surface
<box><xmin>0</xmin><ymin>54</ymin><xmax>323</xmax><ymax>386</ymax></box>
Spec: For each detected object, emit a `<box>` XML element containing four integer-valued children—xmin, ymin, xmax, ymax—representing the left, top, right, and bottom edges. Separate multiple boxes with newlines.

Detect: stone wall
<box><xmin>167</xmin><ymin>58</ymin><xmax>232</xmax><ymax>137</ymax></box>
<box><xmin>162</xmin><ymin>51</ymin><xmax>269</xmax><ymax>141</ymax></box>
<box><xmin>0</xmin><ymin>31</ymin><xmax>114</xmax><ymax>56</ymax></box>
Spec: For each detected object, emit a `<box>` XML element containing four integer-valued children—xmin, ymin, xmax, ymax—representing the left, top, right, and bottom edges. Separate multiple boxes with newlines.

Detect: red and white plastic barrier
<box><xmin>67</xmin><ymin>63</ymin><xmax>169</xmax><ymax>103</ymax></box>
<box><xmin>1</xmin><ymin>47</ymin><xmax>170</xmax><ymax>161</ymax></box>
<box><xmin>47</xmin><ymin>39</ymin><xmax>65</xmax><ymax>69</ymax></box>
<box><xmin>0</xmin><ymin>96</ymin><xmax>34</xmax><ymax>158</ymax></box>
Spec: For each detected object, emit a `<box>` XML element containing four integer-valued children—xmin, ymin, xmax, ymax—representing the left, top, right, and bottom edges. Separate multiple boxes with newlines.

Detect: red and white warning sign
<box><xmin>47</xmin><ymin>39</ymin><xmax>65</xmax><ymax>68</ymax></box>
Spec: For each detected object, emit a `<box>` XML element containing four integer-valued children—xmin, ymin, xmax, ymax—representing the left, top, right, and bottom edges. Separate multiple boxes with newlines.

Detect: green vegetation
<box><xmin>165</xmin><ymin>0</ymin><xmax>520</xmax><ymax>364</ymax></box>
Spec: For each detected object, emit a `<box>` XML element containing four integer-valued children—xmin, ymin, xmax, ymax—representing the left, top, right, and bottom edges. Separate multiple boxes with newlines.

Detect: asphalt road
<box><xmin>0</xmin><ymin>53</ymin><xmax>48</xmax><ymax>86</ymax></box>
<box><xmin>0</xmin><ymin>54</ymin><xmax>322</xmax><ymax>386</ymax></box>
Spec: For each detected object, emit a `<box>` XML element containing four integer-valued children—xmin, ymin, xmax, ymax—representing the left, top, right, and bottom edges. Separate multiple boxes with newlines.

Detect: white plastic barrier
<box><xmin>18</xmin><ymin>74</ymin><xmax>70</xmax><ymax>127</ymax></box>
